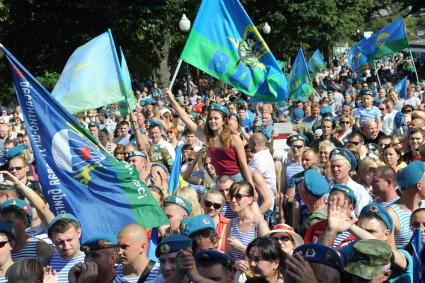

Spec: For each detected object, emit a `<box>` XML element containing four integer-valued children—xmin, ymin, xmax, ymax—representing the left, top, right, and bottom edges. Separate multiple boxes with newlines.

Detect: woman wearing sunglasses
<box><xmin>201</xmin><ymin>190</ymin><xmax>230</xmax><ymax>252</ymax></box>
<box><xmin>267</xmin><ymin>223</ymin><xmax>304</xmax><ymax>255</ymax></box>
<box><xmin>226</xmin><ymin>181</ymin><xmax>269</xmax><ymax>262</ymax></box>
<box><xmin>335</xmin><ymin>114</ymin><xmax>353</xmax><ymax>144</ymax></box>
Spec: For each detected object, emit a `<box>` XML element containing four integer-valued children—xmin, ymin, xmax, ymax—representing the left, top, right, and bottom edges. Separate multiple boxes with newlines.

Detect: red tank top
<box><xmin>208</xmin><ymin>146</ymin><xmax>241</xmax><ymax>176</ymax></box>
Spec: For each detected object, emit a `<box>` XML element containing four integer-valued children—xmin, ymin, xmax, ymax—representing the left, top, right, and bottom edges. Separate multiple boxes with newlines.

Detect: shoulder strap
<box><xmin>137</xmin><ymin>260</ymin><xmax>156</xmax><ymax>283</ymax></box>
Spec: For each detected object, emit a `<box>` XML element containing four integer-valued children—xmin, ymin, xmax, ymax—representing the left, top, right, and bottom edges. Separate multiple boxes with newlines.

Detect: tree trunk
<box><xmin>153</xmin><ymin>19</ymin><xmax>171</xmax><ymax>89</ymax></box>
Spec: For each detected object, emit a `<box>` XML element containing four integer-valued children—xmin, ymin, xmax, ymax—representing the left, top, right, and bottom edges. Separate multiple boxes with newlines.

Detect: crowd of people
<box><xmin>0</xmin><ymin>52</ymin><xmax>423</xmax><ymax>283</ymax></box>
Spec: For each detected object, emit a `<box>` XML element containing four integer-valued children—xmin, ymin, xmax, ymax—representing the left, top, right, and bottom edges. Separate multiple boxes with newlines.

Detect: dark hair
<box><xmin>383</xmin><ymin>144</ymin><xmax>403</xmax><ymax>165</ymax></box>
<box><xmin>48</xmin><ymin>219</ymin><xmax>80</xmax><ymax>238</ymax></box>
<box><xmin>246</xmin><ymin>237</ymin><xmax>286</xmax><ymax>274</ymax></box>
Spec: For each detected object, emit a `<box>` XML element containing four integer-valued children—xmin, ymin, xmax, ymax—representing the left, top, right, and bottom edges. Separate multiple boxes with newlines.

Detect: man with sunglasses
<box><xmin>7</xmin><ymin>156</ymin><xmax>42</xmax><ymax>194</ymax></box>
<box><xmin>183</xmin><ymin>214</ymin><xmax>219</xmax><ymax>252</ymax></box>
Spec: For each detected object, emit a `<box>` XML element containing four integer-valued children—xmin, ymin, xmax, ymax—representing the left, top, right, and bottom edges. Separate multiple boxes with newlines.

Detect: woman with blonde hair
<box><xmin>318</xmin><ymin>140</ymin><xmax>335</xmax><ymax>180</ymax></box>
<box><xmin>175</xmin><ymin>186</ymin><xmax>202</xmax><ymax>217</ymax></box>
<box><xmin>335</xmin><ymin>114</ymin><xmax>353</xmax><ymax>143</ymax></box>
<box><xmin>356</xmin><ymin>157</ymin><xmax>379</xmax><ymax>192</ymax></box>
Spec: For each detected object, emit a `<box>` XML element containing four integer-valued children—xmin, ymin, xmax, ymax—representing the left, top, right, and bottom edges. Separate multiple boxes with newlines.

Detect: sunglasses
<box><xmin>402</xmin><ymin>109</ymin><xmax>412</xmax><ymax>113</ymax></box>
<box><xmin>340</xmin><ymin>121</ymin><xmax>351</xmax><ymax>124</ymax></box>
<box><xmin>0</xmin><ymin>241</ymin><xmax>8</xmax><ymax>248</ymax></box>
<box><xmin>273</xmin><ymin>235</ymin><xmax>292</xmax><ymax>242</ymax></box>
<box><xmin>230</xmin><ymin>193</ymin><xmax>250</xmax><ymax>201</ymax></box>
<box><xmin>204</xmin><ymin>200</ymin><xmax>222</xmax><ymax>210</ymax></box>
<box><xmin>348</xmin><ymin>141</ymin><xmax>361</xmax><ymax>146</ymax></box>
<box><xmin>379</xmin><ymin>108</ymin><xmax>386</xmax><ymax>111</ymax></box>
<box><xmin>8</xmin><ymin>166</ymin><xmax>24</xmax><ymax>172</ymax></box>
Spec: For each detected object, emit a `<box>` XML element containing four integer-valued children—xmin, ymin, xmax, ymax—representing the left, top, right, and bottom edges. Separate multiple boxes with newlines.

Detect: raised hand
<box><xmin>327</xmin><ymin>196</ymin><xmax>357</xmax><ymax>233</ymax></box>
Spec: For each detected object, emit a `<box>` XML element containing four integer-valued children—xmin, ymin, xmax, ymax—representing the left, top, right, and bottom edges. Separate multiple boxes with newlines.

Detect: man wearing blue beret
<box><xmin>195</xmin><ymin>250</ymin><xmax>235</xmax><ymax>283</ymax></box>
<box><xmin>69</xmin><ymin>234</ymin><xmax>126</xmax><ymax>283</ymax></box>
<box><xmin>320</xmin><ymin>201</ymin><xmax>413</xmax><ymax>282</ymax></box>
<box><xmin>162</xmin><ymin>196</ymin><xmax>192</xmax><ymax>235</ymax></box>
<box><xmin>304</xmin><ymin>184</ymin><xmax>357</xmax><ymax>249</ymax></box>
<box><xmin>383</xmin><ymin>161</ymin><xmax>425</xmax><ymax>250</ymax></box>
<box><xmin>329</xmin><ymin>147</ymin><xmax>372</xmax><ymax>216</ymax></box>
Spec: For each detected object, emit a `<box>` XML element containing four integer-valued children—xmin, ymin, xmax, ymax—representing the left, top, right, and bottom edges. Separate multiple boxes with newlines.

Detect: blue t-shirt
<box><xmin>353</xmin><ymin>105</ymin><xmax>381</xmax><ymax>126</ymax></box>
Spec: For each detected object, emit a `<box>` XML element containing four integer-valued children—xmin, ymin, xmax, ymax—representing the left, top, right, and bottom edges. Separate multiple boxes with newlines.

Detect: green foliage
<box><xmin>0</xmin><ymin>0</ymin><xmax>422</xmax><ymax>92</ymax></box>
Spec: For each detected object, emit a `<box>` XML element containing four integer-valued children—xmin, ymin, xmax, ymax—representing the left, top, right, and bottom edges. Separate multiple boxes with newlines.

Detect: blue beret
<box><xmin>155</xmin><ymin>234</ymin><xmax>192</xmax><ymax>258</ymax></box>
<box><xmin>151</xmin><ymin>162</ymin><xmax>170</xmax><ymax>174</ymax></box>
<box><xmin>374</xmin><ymin>98</ymin><xmax>383</xmax><ymax>104</ymax></box>
<box><xmin>5</xmin><ymin>144</ymin><xmax>28</xmax><ymax>159</ymax></box>
<box><xmin>259</xmin><ymin>127</ymin><xmax>271</xmax><ymax>140</ymax></box>
<box><xmin>330</xmin><ymin>184</ymin><xmax>357</xmax><ymax>207</ymax></box>
<box><xmin>210</xmin><ymin>103</ymin><xmax>230</xmax><ymax>118</ymax></box>
<box><xmin>360</xmin><ymin>203</ymin><xmax>393</xmax><ymax>232</ymax></box>
<box><xmin>322</xmin><ymin>116</ymin><xmax>334</xmax><ymax>123</ymax></box>
<box><xmin>294</xmin><ymin>243</ymin><xmax>344</xmax><ymax>271</ymax></box>
<box><xmin>183</xmin><ymin>214</ymin><xmax>216</xmax><ymax>237</ymax></box>
<box><xmin>164</xmin><ymin>195</ymin><xmax>192</xmax><ymax>215</ymax></box>
<box><xmin>195</xmin><ymin>250</ymin><xmax>236</xmax><ymax>272</ymax></box>
<box><xmin>0</xmin><ymin>184</ymin><xmax>17</xmax><ymax>191</ymax></box>
<box><xmin>286</xmin><ymin>134</ymin><xmax>308</xmax><ymax>146</ymax></box>
<box><xmin>296</xmin><ymin>96</ymin><xmax>308</xmax><ymax>103</ymax></box>
<box><xmin>292</xmin><ymin>108</ymin><xmax>305</xmax><ymax>121</ymax></box>
<box><xmin>396</xmin><ymin>161</ymin><xmax>425</xmax><ymax>189</ymax></box>
<box><xmin>320</xmin><ymin>106</ymin><xmax>332</xmax><ymax>116</ymax></box>
<box><xmin>347</xmin><ymin>78</ymin><xmax>353</xmax><ymax>84</ymax></box>
<box><xmin>358</xmin><ymin>89</ymin><xmax>374</xmax><ymax>97</ymax></box>
<box><xmin>0</xmin><ymin>221</ymin><xmax>15</xmax><ymax>239</ymax></box>
<box><xmin>48</xmin><ymin>212</ymin><xmax>79</xmax><ymax>232</ymax></box>
<box><xmin>302</xmin><ymin>169</ymin><xmax>329</xmax><ymax>198</ymax></box>
<box><xmin>81</xmin><ymin>234</ymin><xmax>118</xmax><ymax>251</ymax></box>
<box><xmin>0</xmin><ymin>199</ymin><xmax>33</xmax><ymax>225</ymax></box>
<box><xmin>237</xmin><ymin>99</ymin><xmax>245</xmax><ymax>106</ymax></box>
<box><xmin>394</xmin><ymin>112</ymin><xmax>405</xmax><ymax>129</ymax></box>
<box><xmin>330</xmin><ymin>147</ymin><xmax>357</xmax><ymax>171</ymax></box>
<box><xmin>127</xmin><ymin>151</ymin><xmax>148</xmax><ymax>159</ymax></box>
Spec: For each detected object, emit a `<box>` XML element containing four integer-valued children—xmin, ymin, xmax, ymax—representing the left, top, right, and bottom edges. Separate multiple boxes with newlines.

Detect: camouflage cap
<box><xmin>345</xmin><ymin>239</ymin><xmax>392</xmax><ymax>280</ymax></box>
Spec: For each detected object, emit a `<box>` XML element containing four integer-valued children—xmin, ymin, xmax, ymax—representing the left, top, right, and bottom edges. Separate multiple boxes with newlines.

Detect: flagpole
<box><xmin>408</xmin><ymin>48</ymin><xmax>420</xmax><ymax>83</ymax></box>
<box><xmin>374</xmin><ymin>60</ymin><xmax>382</xmax><ymax>87</ymax></box>
<box><xmin>168</xmin><ymin>58</ymin><xmax>183</xmax><ymax>90</ymax></box>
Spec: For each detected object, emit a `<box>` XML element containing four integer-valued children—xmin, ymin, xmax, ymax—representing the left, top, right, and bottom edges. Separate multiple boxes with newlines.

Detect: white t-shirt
<box><xmin>249</xmin><ymin>149</ymin><xmax>277</xmax><ymax>196</ymax></box>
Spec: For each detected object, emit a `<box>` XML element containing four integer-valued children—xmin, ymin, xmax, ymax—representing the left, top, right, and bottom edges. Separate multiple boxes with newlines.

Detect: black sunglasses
<box><xmin>273</xmin><ymin>235</ymin><xmax>292</xmax><ymax>242</ymax></box>
<box><xmin>348</xmin><ymin>141</ymin><xmax>361</xmax><ymax>146</ymax></box>
<box><xmin>204</xmin><ymin>200</ymin><xmax>222</xmax><ymax>210</ymax></box>
<box><xmin>229</xmin><ymin>193</ymin><xmax>250</xmax><ymax>201</ymax></box>
<box><xmin>0</xmin><ymin>241</ymin><xmax>9</xmax><ymax>248</ymax></box>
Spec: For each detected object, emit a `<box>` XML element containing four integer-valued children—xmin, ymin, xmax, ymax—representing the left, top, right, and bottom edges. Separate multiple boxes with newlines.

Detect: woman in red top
<box><xmin>201</xmin><ymin>190</ymin><xmax>230</xmax><ymax>252</ymax></box>
<box><xmin>166</xmin><ymin>90</ymin><xmax>253</xmax><ymax>184</ymax></box>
